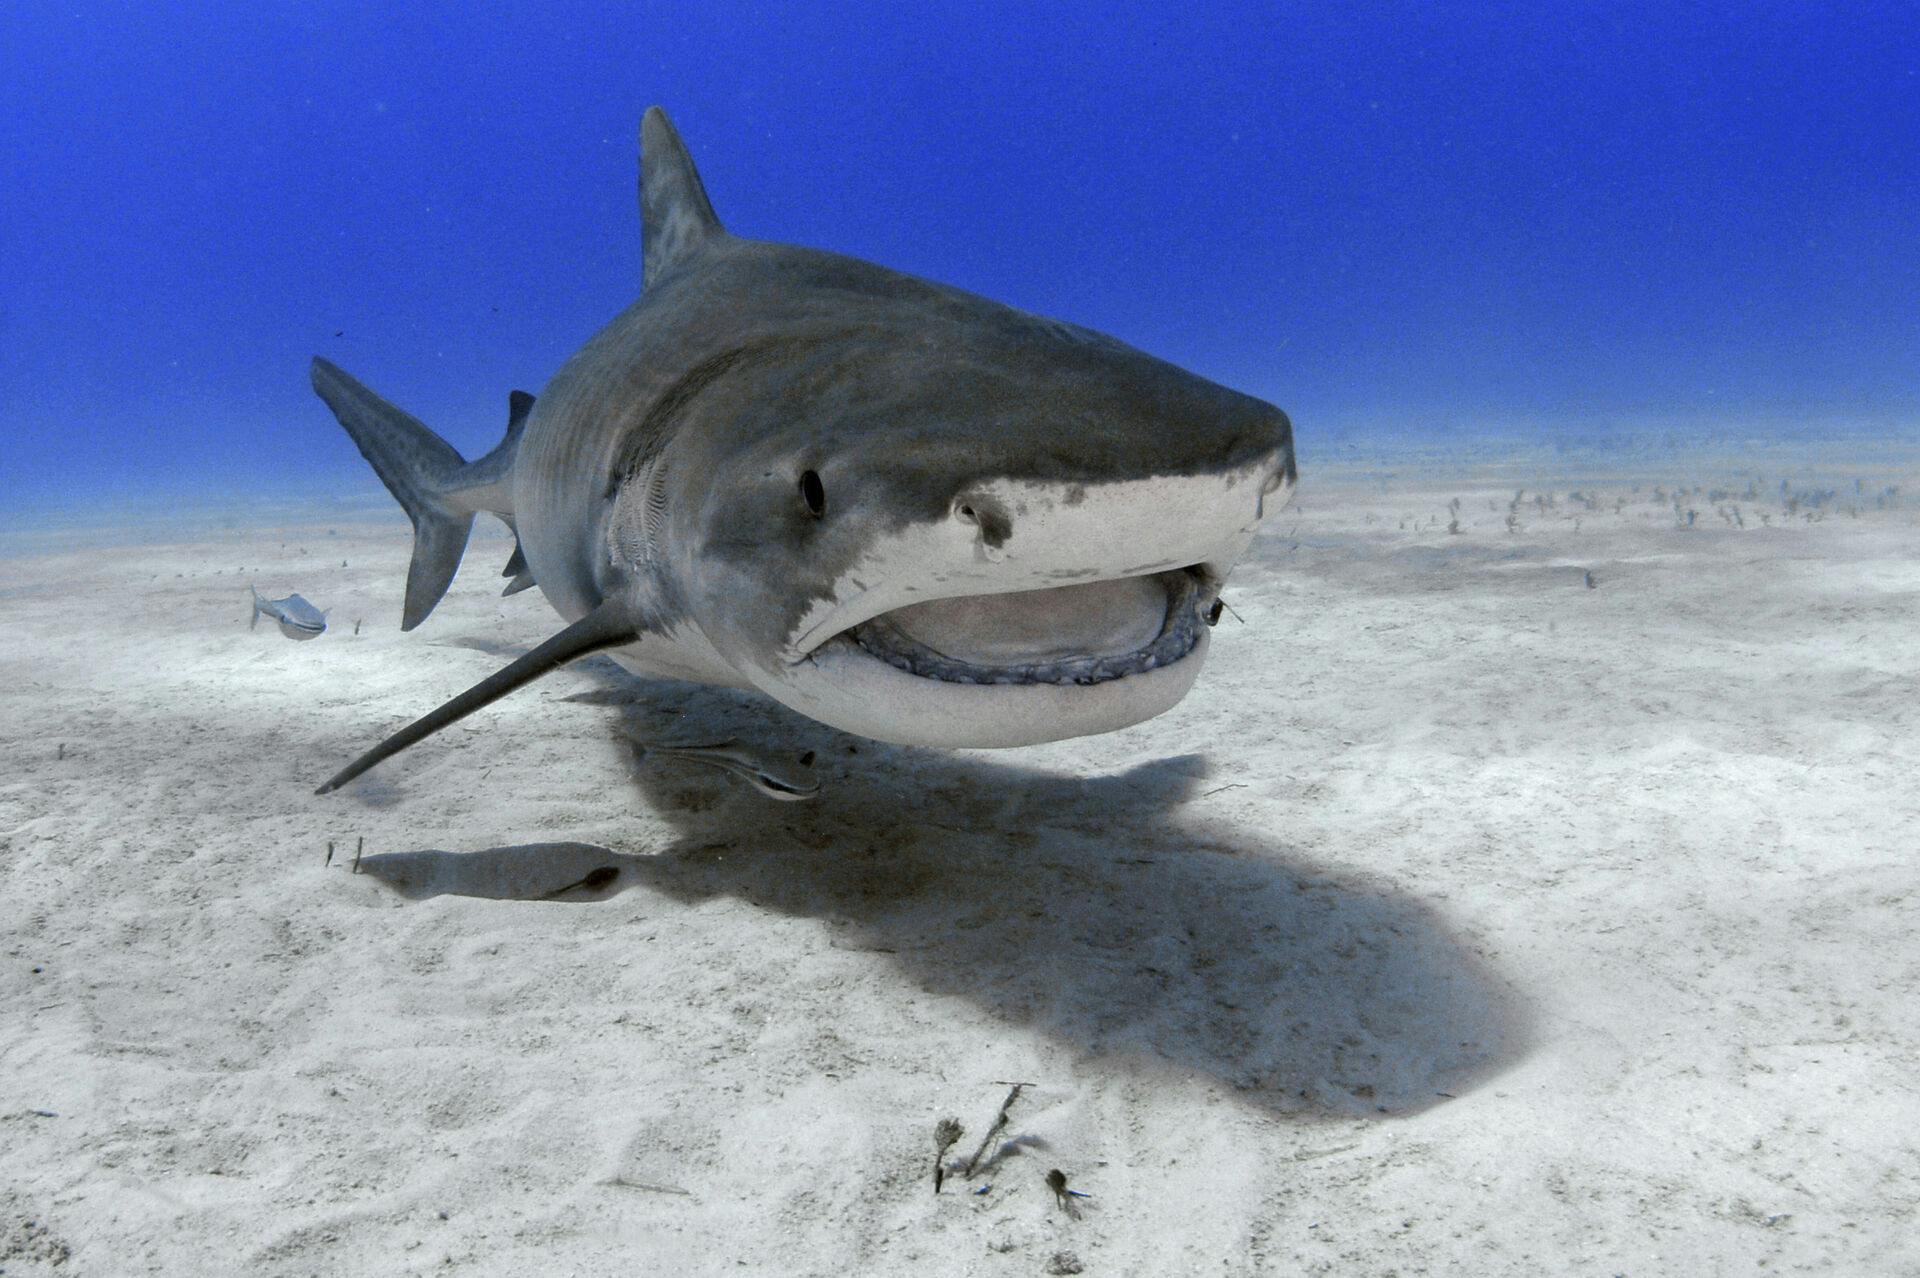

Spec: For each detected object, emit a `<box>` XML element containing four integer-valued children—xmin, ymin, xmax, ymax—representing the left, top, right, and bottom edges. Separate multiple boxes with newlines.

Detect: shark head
<box><xmin>614</xmin><ymin>245</ymin><xmax>1296</xmax><ymax>747</ymax></box>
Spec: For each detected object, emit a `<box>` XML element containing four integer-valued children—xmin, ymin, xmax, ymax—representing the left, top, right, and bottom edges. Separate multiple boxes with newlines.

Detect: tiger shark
<box><xmin>311</xmin><ymin>107</ymin><xmax>1295</xmax><ymax>795</ymax></box>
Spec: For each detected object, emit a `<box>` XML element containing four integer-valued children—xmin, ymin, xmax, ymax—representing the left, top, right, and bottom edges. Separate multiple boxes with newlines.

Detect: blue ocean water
<box><xmin>3</xmin><ymin>1</ymin><xmax>1915</xmax><ymax>519</ymax></box>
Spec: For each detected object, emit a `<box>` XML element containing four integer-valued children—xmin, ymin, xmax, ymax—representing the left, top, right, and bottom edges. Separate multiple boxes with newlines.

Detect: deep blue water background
<box><xmin>3</xmin><ymin>2</ymin><xmax>1915</xmax><ymax>515</ymax></box>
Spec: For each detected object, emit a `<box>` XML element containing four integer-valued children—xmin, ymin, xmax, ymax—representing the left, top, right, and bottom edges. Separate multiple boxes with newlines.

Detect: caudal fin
<box><xmin>310</xmin><ymin>357</ymin><xmax>497</xmax><ymax>631</ymax></box>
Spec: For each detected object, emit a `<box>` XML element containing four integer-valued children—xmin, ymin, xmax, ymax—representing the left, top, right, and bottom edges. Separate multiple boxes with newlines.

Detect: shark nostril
<box><xmin>952</xmin><ymin>495</ymin><xmax>1013</xmax><ymax>549</ymax></box>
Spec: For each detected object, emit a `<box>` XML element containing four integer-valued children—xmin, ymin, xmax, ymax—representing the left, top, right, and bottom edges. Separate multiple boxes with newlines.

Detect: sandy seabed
<box><xmin>2</xmin><ymin>442</ymin><xmax>1917</xmax><ymax>1276</ymax></box>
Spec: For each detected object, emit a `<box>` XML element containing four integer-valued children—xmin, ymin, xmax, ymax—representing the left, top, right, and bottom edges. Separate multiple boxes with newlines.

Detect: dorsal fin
<box><xmin>506</xmin><ymin>389</ymin><xmax>535</xmax><ymax>436</ymax></box>
<box><xmin>641</xmin><ymin>106</ymin><xmax>724</xmax><ymax>289</ymax></box>
<box><xmin>465</xmin><ymin>389</ymin><xmax>535</xmax><ymax>481</ymax></box>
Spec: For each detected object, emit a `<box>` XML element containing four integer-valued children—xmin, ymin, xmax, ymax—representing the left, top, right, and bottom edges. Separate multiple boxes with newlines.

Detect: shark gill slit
<box><xmin>607</xmin><ymin>342</ymin><xmax>792</xmax><ymax>565</ymax></box>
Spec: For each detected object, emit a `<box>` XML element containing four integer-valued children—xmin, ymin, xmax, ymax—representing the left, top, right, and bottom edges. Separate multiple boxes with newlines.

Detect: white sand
<box><xmin>3</xmin><ymin>445</ymin><xmax>1917</xmax><ymax>1275</ymax></box>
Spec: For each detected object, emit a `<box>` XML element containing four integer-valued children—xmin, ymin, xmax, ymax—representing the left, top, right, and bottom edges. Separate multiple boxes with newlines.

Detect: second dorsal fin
<box><xmin>500</xmin><ymin>538</ymin><xmax>535</xmax><ymax>596</ymax></box>
<box><xmin>641</xmin><ymin>106</ymin><xmax>724</xmax><ymax>289</ymax></box>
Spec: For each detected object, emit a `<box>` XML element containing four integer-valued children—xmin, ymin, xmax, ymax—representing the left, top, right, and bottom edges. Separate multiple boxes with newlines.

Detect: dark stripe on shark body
<box><xmin>605</xmin><ymin>340</ymin><xmax>791</xmax><ymax>497</ymax></box>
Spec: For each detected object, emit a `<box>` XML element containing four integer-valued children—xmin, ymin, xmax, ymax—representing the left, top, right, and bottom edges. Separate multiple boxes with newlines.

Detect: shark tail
<box><xmin>310</xmin><ymin>358</ymin><xmax>533</xmax><ymax>630</ymax></box>
<box><xmin>248</xmin><ymin>583</ymin><xmax>263</xmax><ymax>630</ymax></box>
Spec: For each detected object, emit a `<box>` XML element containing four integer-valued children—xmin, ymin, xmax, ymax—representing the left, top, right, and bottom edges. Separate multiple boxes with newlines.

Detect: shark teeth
<box><xmin>846</xmin><ymin>570</ymin><xmax>1206</xmax><ymax>687</ymax></box>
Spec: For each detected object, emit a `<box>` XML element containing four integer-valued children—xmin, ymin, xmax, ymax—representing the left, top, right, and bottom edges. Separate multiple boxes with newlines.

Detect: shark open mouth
<box><xmin>834</xmin><ymin>568</ymin><xmax>1213</xmax><ymax>687</ymax></box>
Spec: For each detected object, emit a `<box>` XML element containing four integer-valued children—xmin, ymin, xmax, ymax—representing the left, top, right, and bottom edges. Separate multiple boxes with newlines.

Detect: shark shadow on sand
<box><xmin>357</xmin><ymin>663</ymin><xmax>1531</xmax><ymax>1122</ymax></box>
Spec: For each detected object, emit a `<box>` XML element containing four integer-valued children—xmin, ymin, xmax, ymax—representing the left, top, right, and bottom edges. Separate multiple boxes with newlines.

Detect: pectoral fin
<box><xmin>316</xmin><ymin>600</ymin><xmax>637</xmax><ymax>794</ymax></box>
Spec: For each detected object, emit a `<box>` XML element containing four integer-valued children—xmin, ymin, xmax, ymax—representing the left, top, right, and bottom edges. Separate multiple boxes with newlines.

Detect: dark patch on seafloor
<box><xmin>358</xmin><ymin>651</ymin><xmax>1530</xmax><ymax>1121</ymax></box>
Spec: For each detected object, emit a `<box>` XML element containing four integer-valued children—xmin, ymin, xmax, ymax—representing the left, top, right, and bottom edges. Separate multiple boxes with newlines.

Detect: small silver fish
<box><xmin>249</xmin><ymin>585</ymin><xmax>328</xmax><ymax>641</ymax></box>
<box><xmin>636</xmin><ymin>738</ymin><xmax>819</xmax><ymax>801</ymax></box>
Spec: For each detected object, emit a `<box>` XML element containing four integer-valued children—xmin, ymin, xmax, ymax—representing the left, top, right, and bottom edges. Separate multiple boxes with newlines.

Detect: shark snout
<box><xmin>783</xmin><ymin>453</ymin><xmax>1287</xmax><ymax>662</ymax></box>
<box><xmin>944</xmin><ymin>448</ymin><xmax>1292</xmax><ymax>567</ymax></box>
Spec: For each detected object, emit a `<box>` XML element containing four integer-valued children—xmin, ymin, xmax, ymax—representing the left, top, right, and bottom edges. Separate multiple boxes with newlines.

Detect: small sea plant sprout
<box><xmin>932</xmin><ymin>1118</ymin><xmax>964</xmax><ymax>1193</ymax></box>
<box><xmin>962</xmin><ymin>1082</ymin><xmax>1030</xmax><ymax>1178</ymax></box>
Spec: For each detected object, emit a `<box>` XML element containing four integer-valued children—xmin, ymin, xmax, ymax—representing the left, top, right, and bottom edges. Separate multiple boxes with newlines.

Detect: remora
<box><xmin>311</xmin><ymin>108</ymin><xmax>1296</xmax><ymax>795</ymax></box>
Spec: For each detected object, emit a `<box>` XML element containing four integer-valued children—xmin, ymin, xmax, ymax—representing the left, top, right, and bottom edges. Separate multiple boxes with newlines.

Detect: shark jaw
<box><xmin>765</xmin><ymin>566</ymin><xmax>1220</xmax><ymax>749</ymax></box>
<box><xmin>844</xmin><ymin>567</ymin><xmax>1210</xmax><ymax>687</ymax></box>
<box><xmin>729</xmin><ymin>466</ymin><xmax>1291</xmax><ymax>750</ymax></box>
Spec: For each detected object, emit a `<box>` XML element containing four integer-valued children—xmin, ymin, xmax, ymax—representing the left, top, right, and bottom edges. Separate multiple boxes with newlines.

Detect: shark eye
<box><xmin>799</xmin><ymin>469</ymin><xmax>826</xmax><ymax>518</ymax></box>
